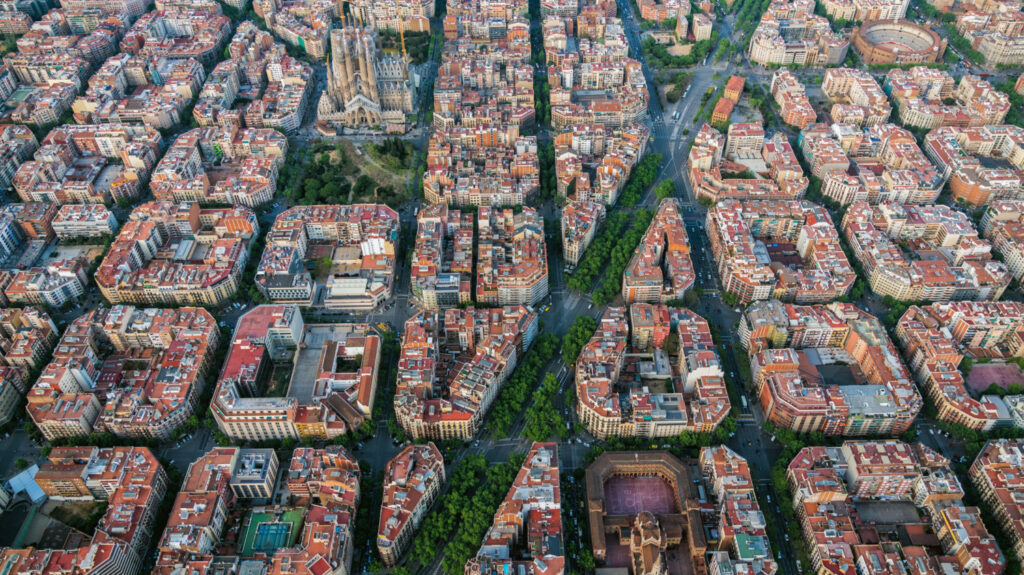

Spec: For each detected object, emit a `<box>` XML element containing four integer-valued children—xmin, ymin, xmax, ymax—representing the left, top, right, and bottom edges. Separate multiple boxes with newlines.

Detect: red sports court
<box><xmin>604</xmin><ymin>475</ymin><xmax>678</xmax><ymax>516</ymax></box>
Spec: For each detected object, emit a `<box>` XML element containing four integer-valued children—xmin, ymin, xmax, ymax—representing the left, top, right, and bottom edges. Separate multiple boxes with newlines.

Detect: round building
<box><xmin>852</xmin><ymin>20</ymin><xmax>946</xmax><ymax>65</ymax></box>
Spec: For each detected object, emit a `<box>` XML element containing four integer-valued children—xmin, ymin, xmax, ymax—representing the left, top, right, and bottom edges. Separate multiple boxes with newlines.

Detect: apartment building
<box><xmin>1006</xmin><ymin>395</ymin><xmax>1024</xmax><ymax>428</ymax></box>
<box><xmin>0</xmin><ymin>11</ymin><xmax>31</xmax><ymax>34</ymax></box>
<box><xmin>547</xmin><ymin>15</ymin><xmax>648</xmax><ymax>131</ymax></box>
<box><xmin>27</xmin><ymin>306</ymin><xmax>219</xmax><ymax>441</ymax></box>
<box><xmin>14</xmin><ymin>123</ymin><xmax>161</xmax><ymax>204</ymax></box>
<box><xmin>0</xmin><ymin>366</ymin><xmax>26</xmax><ymax>429</ymax></box>
<box><xmin>822</xmin><ymin>67</ymin><xmax>892</xmax><ymax>126</ymax></box>
<box><xmin>378</xmin><ymin>443</ymin><xmax>446</xmax><ymax>566</ymax></box>
<box><xmin>0</xmin><ymin>208</ymin><xmax>23</xmax><ymax>264</ymax></box>
<box><xmin>924</xmin><ymin>125</ymin><xmax>1024</xmax><ymax>206</ymax></box>
<box><xmin>346</xmin><ymin>0</ymin><xmax>433</xmax><ymax>32</ymax></box>
<box><xmin>256</xmin><ymin>204</ymin><xmax>400</xmax><ymax>310</ymax></box>
<box><xmin>0</xmin><ymin>52</ymin><xmax>87</xmax><ymax>126</ymax></box>
<box><xmin>707</xmin><ymin>199</ymin><xmax>856</xmax><ymax>305</ymax></box>
<box><xmin>6</xmin><ymin>257</ymin><xmax>88</xmax><ymax>307</ymax></box>
<box><xmin>554</xmin><ymin>123</ymin><xmax>649</xmax><ymax>206</ymax></box>
<box><xmin>120</xmin><ymin>6</ymin><xmax>230</xmax><ymax>65</ymax></box>
<box><xmin>770</xmin><ymin>69</ymin><xmax>817</xmax><ymax>129</ymax></box>
<box><xmin>411</xmin><ymin>204</ymin><xmax>472</xmax><ymax>309</ymax></box>
<box><xmin>153</xmin><ymin>446</ymin><xmax>360</xmax><ymax>575</ymax></box>
<box><xmin>739</xmin><ymin>301</ymin><xmax>922</xmax><ymax>436</ymax></box>
<box><xmin>0</xmin><ymin>446</ymin><xmax>167</xmax><ymax>575</ymax></box>
<box><xmin>96</xmin><ymin>201</ymin><xmax>258</xmax><ymax>306</ymax></box>
<box><xmin>543</xmin><ymin>0</ymin><xmax>587</xmax><ymax>18</ymax></box>
<box><xmin>790</xmin><ymin>440</ymin><xmax>1005</xmax><ymax>575</ymax></box>
<box><xmin>886</xmin><ymin>68</ymin><xmax>1009</xmax><ymax>130</ymax></box>
<box><xmin>723</xmin><ymin>75</ymin><xmax>745</xmax><ymax>102</ymax></box>
<box><xmin>842</xmin><ymin>202</ymin><xmax>1010</xmax><ymax>301</ymax></box>
<box><xmin>0</xmin><ymin>201</ymin><xmax>56</xmax><ymax>244</ymax></box>
<box><xmin>693</xmin><ymin>13</ymin><xmax>713</xmax><ymax>41</ymax></box>
<box><xmin>256</xmin><ymin>0</ymin><xmax>336</xmax><ymax>59</ymax></box>
<box><xmin>52</xmin><ymin>204</ymin><xmax>118</xmax><ymax>239</ymax></box>
<box><xmin>11</xmin><ymin>9</ymin><xmax>124</xmax><ymax>68</ymax></box>
<box><xmin>0</xmin><ymin>307</ymin><xmax>56</xmax><ymax>426</ymax></box>
<box><xmin>896</xmin><ymin>302</ymin><xmax>1024</xmax><ymax>431</ymax></box>
<box><xmin>73</xmin><ymin>53</ymin><xmax>207</xmax><ymax>130</ymax></box>
<box><xmin>477</xmin><ymin>207</ymin><xmax>549</xmax><ymax>306</ymax></box>
<box><xmin>689</xmin><ymin>124</ymin><xmax>809</xmax><ymax>202</ymax></box>
<box><xmin>0</xmin><ymin>306</ymin><xmax>57</xmax><ymax>369</ymax></box>
<box><xmin>27</xmin><ymin>393</ymin><xmax>101</xmax><ymax>439</ymax></box>
<box><xmin>0</xmin><ymin>125</ymin><xmax>37</xmax><ymax>193</ymax></box>
<box><xmin>3</xmin><ymin>52</ymin><xmax>90</xmax><ymax>90</ymax></box>
<box><xmin>622</xmin><ymin>199</ymin><xmax>695</xmax><ymax>304</ymax></box>
<box><xmin>970</xmin><ymin>440</ymin><xmax>1024</xmax><ymax>566</ymax></box>
<box><xmin>395</xmin><ymin>306</ymin><xmax>538</xmax><ymax>440</ymax></box>
<box><xmin>37</xmin><ymin>445</ymin><xmax>168</xmax><ymax>502</ymax></box>
<box><xmin>957</xmin><ymin>9</ymin><xmax>1024</xmax><ymax>66</ymax></box>
<box><xmin>576</xmin><ymin>305</ymin><xmax>730</xmax><ymax>439</ymax></box>
<box><xmin>979</xmin><ymin>201</ymin><xmax>1024</xmax><ymax>280</ymax></box>
<box><xmin>818</xmin><ymin>0</ymin><xmax>908</xmax><ymax>21</ymax></box>
<box><xmin>151</xmin><ymin>125</ymin><xmax>287</xmax><ymax>207</ymax></box>
<box><xmin>561</xmin><ymin>200</ymin><xmax>605</xmax><ymax>266</ymax></box>
<box><xmin>748</xmin><ymin>0</ymin><xmax>848</xmax><ymax>66</ymax></box>
<box><xmin>0</xmin><ymin>83</ymin><xmax>79</xmax><ymax>128</ymax></box>
<box><xmin>725</xmin><ymin>122</ymin><xmax>763</xmax><ymax>160</ymax></box>
<box><xmin>61</xmin><ymin>0</ymin><xmax>152</xmax><ymax>18</ymax></box>
<box><xmin>212</xmin><ymin>304</ymin><xmax>382</xmax><ymax>442</ymax></box>
<box><xmin>195</xmin><ymin>22</ymin><xmax>312</xmax><ymax>133</ymax></box>
<box><xmin>802</xmin><ymin>121</ymin><xmax>944</xmax><ymax>205</ymax></box>
<box><xmin>712</xmin><ymin>98</ymin><xmax>735</xmax><ymax>127</ymax></box>
<box><xmin>465</xmin><ymin>443</ymin><xmax>563</xmax><ymax>575</ymax></box>
<box><xmin>637</xmin><ymin>0</ymin><xmax>687</xmax><ymax>21</ymax></box>
<box><xmin>411</xmin><ymin>205</ymin><xmax>548</xmax><ymax>309</ymax></box>
<box><xmin>700</xmin><ymin>446</ymin><xmax>778</xmax><ymax>575</ymax></box>
<box><xmin>423</xmin><ymin>0</ymin><xmax>539</xmax><ymax>207</ymax></box>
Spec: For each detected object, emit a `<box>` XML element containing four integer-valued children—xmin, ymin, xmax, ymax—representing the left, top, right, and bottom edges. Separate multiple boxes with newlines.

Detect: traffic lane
<box><xmin>0</xmin><ymin>427</ymin><xmax>42</xmax><ymax>478</ymax></box>
<box><xmin>160</xmin><ymin>427</ymin><xmax>213</xmax><ymax>473</ymax></box>
<box><xmin>915</xmin><ymin>421</ymin><xmax>968</xmax><ymax>463</ymax></box>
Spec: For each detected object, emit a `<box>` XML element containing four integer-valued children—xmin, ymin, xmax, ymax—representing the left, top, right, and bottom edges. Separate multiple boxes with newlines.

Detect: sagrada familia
<box><xmin>317</xmin><ymin>23</ymin><xmax>418</xmax><ymax>133</ymax></box>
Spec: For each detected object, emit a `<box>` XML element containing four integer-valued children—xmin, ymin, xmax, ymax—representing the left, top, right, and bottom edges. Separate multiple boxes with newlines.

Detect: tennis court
<box><xmin>240</xmin><ymin>509</ymin><xmax>304</xmax><ymax>555</ymax></box>
<box><xmin>252</xmin><ymin>522</ymin><xmax>291</xmax><ymax>554</ymax></box>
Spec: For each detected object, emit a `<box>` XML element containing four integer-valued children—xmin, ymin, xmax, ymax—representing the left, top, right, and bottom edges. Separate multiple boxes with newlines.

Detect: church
<box><xmin>317</xmin><ymin>23</ymin><xmax>418</xmax><ymax>133</ymax></box>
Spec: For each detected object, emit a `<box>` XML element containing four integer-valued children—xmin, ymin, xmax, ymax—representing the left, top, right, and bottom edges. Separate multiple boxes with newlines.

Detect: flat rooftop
<box><xmin>287</xmin><ymin>323</ymin><xmax>369</xmax><ymax>403</ymax></box>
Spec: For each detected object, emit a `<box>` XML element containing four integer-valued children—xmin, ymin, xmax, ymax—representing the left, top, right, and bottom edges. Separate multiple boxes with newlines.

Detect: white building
<box><xmin>53</xmin><ymin>204</ymin><xmax>119</xmax><ymax>239</ymax></box>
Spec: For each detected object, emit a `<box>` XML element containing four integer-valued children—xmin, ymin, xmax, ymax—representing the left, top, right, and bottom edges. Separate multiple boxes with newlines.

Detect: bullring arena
<box><xmin>586</xmin><ymin>451</ymin><xmax>706</xmax><ymax>575</ymax></box>
<box><xmin>852</xmin><ymin>20</ymin><xmax>947</xmax><ymax>64</ymax></box>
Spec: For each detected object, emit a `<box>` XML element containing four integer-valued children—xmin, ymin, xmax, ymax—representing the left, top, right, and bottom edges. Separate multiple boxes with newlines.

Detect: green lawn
<box><xmin>281</xmin><ymin>509</ymin><xmax>304</xmax><ymax>546</ymax></box>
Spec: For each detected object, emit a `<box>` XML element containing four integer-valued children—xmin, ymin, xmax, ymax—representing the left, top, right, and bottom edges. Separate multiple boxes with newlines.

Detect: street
<box><xmin>0</xmin><ymin>2</ymin><xmax>996</xmax><ymax>575</ymax></box>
